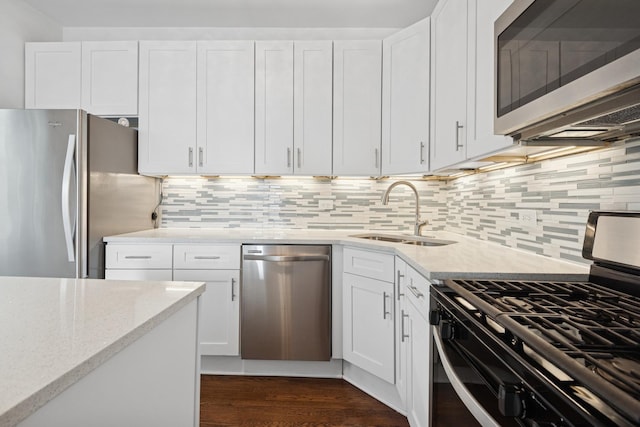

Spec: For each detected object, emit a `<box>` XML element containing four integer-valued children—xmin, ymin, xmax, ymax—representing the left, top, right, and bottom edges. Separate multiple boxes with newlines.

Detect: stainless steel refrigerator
<box><xmin>0</xmin><ymin>109</ymin><xmax>161</xmax><ymax>279</ymax></box>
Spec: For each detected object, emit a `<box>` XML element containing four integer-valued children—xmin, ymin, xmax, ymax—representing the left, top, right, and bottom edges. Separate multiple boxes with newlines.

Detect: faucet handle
<box><xmin>415</xmin><ymin>219</ymin><xmax>429</xmax><ymax>236</ymax></box>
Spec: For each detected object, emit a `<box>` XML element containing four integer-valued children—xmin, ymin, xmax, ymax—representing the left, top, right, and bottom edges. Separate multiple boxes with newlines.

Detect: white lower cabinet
<box><xmin>105</xmin><ymin>243</ymin><xmax>241</xmax><ymax>357</ymax></box>
<box><xmin>343</xmin><ymin>247</ymin><xmax>395</xmax><ymax>383</ymax></box>
<box><xmin>174</xmin><ymin>269</ymin><xmax>240</xmax><ymax>356</ymax></box>
<box><xmin>173</xmin><ymin>244</ymin><xmax>241</xmax><ymax>357</ymax></box>
<box><xmin>395</xmin><ymin>258</ymin><xmax>409</xmax><ymax>404</ymax></box>
<box><xmin>404</xmin><ymin>266</ymin><xmax>432</xmax><ymax>427</ymax></box>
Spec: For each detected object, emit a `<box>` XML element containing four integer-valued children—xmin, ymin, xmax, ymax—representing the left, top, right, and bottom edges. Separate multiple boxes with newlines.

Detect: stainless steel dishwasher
<box><xmin>241</xmin><ymin>245</ymin><xmax>331</xmax><ymax>361</ymax></box>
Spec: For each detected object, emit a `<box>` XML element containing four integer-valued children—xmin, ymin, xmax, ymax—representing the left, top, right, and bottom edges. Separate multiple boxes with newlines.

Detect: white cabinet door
<box><xmin>382</xmin><ymin>18</ymin><xmax>430</xmax><ymax>175</ymax></box>
<box><xmin>430</xmin><ymin>0</ymin><xmax>469</xmax><ymax>171</ymax></box>
<box><xmin>174</xmin><ymin>269</ymin><xmax>240</xmax><ymax>356</ymax></box>
<box><xmin>25</xmin><ymin>42</ymin><xmax>81</xmax><ymax>109</ymax></box>
<box><xmin>138</xmin><ymin>41</ymin><xmax>197</xmax><ymax>175</ymax></box>
<box><xmin>197</xmin><ymin>41</ymin><xmax>255</xmax><ymax>175</ymax></box>
<box><xmin>395</xmin><ymin>258</ymin><xmax>409</xmax><ymax>405</ymax></box>
<box><xmin>293</xmin><ymin>41</ymin><xmax>333</xmax><ymax>176</ymax></box>
<box><xmin>81</xmin><ymin>41</ymin><xmax>138</xmax><ymax>116</ymax></box>
<box><xmin>333</xmin><ymin>40</ymin><xmax>382</xmax><ymax>176</ymax></box>
<box><xmin>406</xmin><ymin>299</ymin><xmax>430</xmax><ymax>427</ymax></box>
<box><xmin>465</xmin><ymin>0</ymin><xmax>513</xmax><ymax>159</ymax></box>
<box><xmin>254</xmin><ymin>41</ymin><xmax>294</xmax><ymax>175</ymax></box>
<box><xmin>343</xmin><ymin>272</ymin><xmax>395</xmax><ymax>383</ymax></box>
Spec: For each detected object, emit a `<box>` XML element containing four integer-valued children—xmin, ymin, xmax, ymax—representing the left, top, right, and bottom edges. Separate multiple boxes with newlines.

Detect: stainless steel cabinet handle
<box><xmin>198</xmin><ymin>147</ymin><xmax>203</xmax><ymax>167</ymax></box>
<box><xmin>124</xmin><ymin>255</ymin><xmax>152</xmax><ymax>259</ymax></box>
<box><xmin>375</xmin><ymin>147</ymin><xmax>379</xmax><ymax>169</ymax></box>
<box><xmin>383</xmin><ymin>291</ymin><xmax>391</xmax><ymax>319</ymax></box>
<box><xmin>409</xmin><ymin>285</ymin><xmax>424</xmax><ymax>299</ymax></box>
<box><xmin>243</xmin><ymin>254</ymin><xmax>330</xmax><ymax>262</ymax></box>
<box><xmin>397</xmin><ymin>271</ymin><xmax>405</xmax><ymax>300</ymax></box>
<box><xmin>194</xmin><ymin>256</ymin><xmax>221</xmax><ymax>260</ymax></box>
<box><xmin>297</xmin><ymin>148</ymin><xmax>302</xmax><ymax>169</ymax></box>
<box><xmin>401</xmin><ymin>310</ymin><xmax>410</xmax><ymax>342</ymax></box>
<box><xmin>287</xmin><ymin>147</ymin><xmax>292</xmax><ymax>168</ymax></box>
<box><xmin>420</xmin><ymin>141</ymin><xmax>425</xmax><ymax>164</ymax></box>
<box><xmin>455</xmin><ymin>121</ymin><xmax>464</xmax><ymax>151</ymax></box>
<box><xmin>188</xmin><ymin>147</ymin><xmax>194</xmax><ymax>167</ymax></box>
<box><xmin>231</xmin><ymin>278</ymin><xmax>236</xmax><ymax>301</ymax></box>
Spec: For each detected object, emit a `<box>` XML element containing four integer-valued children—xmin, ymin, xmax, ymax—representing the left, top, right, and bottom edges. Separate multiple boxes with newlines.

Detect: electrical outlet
<box><xmin>518</xmin><ymin>209</ymin><xmax>537</xmax><ymax>226</ymax></box>
<box><xmin>319</xmin><ymin>200</ymin><xmax>334</xmax><ymax>210</ymax></box>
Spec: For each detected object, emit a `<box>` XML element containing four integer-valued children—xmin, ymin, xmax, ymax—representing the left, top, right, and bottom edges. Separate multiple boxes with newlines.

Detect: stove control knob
<box><xmin>429</xmin><ymin>310</ymin><xmax>441</xmax><ymax>325</ymax></box>
<box><xmin>440</xmin><ymin>321</ymin><xmax>454</xmax><ymax>341</ymax></box>
<box><xmin>498</xmin><ymin>384</ymin><xmax>525</xmax><ymax>418</ymax></box>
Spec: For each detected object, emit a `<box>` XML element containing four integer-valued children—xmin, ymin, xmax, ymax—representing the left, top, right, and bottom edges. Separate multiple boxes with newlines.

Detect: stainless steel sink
<box><xmin>350</xmin><ymin>233</ymin><xmax>456</xmax><ymax>247</ymax></box>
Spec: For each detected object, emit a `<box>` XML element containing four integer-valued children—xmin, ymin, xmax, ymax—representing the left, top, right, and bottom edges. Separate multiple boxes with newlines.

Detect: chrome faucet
<box><xmin>381</xmin><ymin>180</ymin><xmax>428</xmax><ymax>236</ymax></box>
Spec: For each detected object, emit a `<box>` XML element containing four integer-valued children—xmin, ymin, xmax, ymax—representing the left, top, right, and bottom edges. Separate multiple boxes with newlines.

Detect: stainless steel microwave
<box><xmin>494</xmin><ymin>0</ymin><xmax>640</xmax><ymax>143</ymax></box>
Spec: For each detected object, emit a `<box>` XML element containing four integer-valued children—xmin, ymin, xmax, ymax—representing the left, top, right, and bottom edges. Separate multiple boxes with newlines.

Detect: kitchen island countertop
<box><xmin>0</xmin><ymin>276</ymin><xmax>205</xmax><ymax>426</ymax></box>
<box><xmin>104</xmin><ymin>228</ymin><xmax>590</xmax><ymax>280</ymax></box>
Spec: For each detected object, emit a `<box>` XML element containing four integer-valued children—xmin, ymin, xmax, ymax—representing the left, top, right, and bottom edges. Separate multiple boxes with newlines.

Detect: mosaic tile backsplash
<box><xmin>162</xmin><ymin>138</ymin><xmax>640</xmax><ymax>264</ymax></box>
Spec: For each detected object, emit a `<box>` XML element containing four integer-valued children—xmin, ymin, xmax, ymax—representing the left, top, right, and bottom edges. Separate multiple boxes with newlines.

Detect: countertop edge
<box><xmin>2</xmin><ymin>282</ymin><xmax>205</xmax><ymax>427</ymax></box>
<box><xmin>104</xmin><ymin>229</ymin><xmax>591</xmax><ymax>280</ymax></box>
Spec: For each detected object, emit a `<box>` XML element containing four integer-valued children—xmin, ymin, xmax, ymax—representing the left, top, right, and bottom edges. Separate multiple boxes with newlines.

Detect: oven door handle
<box><xmin>432</xmin><ymin>326</ymin><xmax>501</xmax><ymax>427</ymax></box>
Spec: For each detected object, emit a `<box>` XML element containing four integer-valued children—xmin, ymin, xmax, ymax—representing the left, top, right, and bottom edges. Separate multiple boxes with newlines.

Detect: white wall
<box><xmin>0</xmin><ymin>0</ymin><xmax>61</xmax><ymax>108</ymax></box>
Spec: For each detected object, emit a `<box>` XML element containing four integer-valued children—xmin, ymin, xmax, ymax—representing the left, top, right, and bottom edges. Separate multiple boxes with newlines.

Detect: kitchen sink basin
<box><xmin>353</xmin><ymin>234</ymin><xmax>406</xmax><ymax>243</ymax></box>
<box><xmin>350</xmin><ymin>233</ymin><xmax>456</xmax><ymax>247</ymax></box>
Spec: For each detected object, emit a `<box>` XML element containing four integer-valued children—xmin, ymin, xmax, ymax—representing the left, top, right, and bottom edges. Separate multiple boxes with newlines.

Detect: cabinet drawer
<box><xmin>173</xmin><ymin>244</ymin><xmax>241</xmax><ymax>270</ymax></box>
<box><xmin>343</xmin><ymin>247</ymin><xmax>395</xmax><ymax>283</ymax></box>
<box><xmin>405</xmin><ymin>265</ymin><xmax>430</xmax><ymax>318</ymax></box>
<box><xmin>105</xmin><ymin>244</ymin><xmax>173</xmax><ymax>269</ymax></box>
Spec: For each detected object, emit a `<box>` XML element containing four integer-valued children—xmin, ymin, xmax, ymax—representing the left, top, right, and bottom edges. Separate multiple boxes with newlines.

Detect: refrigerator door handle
<box><xmin>61</xmin><ymin>134</ymin><xmax>76</xmax><ymax>263</ymax></box>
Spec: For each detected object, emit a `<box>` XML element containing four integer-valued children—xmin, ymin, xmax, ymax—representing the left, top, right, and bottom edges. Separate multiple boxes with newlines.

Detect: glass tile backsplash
<box><xmin>162</xmin><ymin>138</ymin><xmax>640</xmax><ymax>264</ymax></box>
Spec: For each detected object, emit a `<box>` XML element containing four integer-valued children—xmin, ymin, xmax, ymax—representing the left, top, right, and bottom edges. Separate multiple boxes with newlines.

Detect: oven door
<box><xmin>431</xmin><ymin>326</ymin><xmax>521</xmax><ymax>427</ymax></box>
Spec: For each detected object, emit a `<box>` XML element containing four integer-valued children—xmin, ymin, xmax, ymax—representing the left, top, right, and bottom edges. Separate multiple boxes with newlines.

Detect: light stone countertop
<box><xmin>0</xmin><ymin>276</ymin><xmax>204</xmax><ymax>426</ymax></box>
<box><xmin>104</xmin><ymin>228</ymin><xmax>590</xmax><ymax>280</ymax></box>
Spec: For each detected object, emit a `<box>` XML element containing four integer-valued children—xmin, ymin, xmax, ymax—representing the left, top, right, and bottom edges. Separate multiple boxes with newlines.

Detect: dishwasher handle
<box><xmin>244</xmin><ymin>254</ymin><xmax>330</xmax><ymax>262</ymax></box>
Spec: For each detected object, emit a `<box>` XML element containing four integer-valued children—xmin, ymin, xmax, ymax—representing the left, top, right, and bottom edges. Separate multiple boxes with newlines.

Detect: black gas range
<box><xmin>430</xmin><ymin>211</ymin><xmax>640</xmax><ymax>427</ymax></box>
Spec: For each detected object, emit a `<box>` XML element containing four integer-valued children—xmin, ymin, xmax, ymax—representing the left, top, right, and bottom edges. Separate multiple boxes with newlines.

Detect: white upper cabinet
<box><xmin>254</xmin><ymin>41</ymin><xmax>295</xmax><ymax>175</ymax></box>
<box><xmin>254</xmin><ymin>40</ymin><xmax>333</xmax><ymax>176</ymax></box>
<box><xmin>430</xmin><ymin>0</ymin><xmax>515</xmax><ymax>171</ymax></box>
<box><xmin>25</xmin><ymin>41</ymin><xmax>138</xmax><ymax>116</ymax></box>
<box><xmin>465</xmin><ymin>0</ymin><xmax>514</xmax><ymax>159</ymax></box>
<box><xmin>333</xmin><ymin>40</ymin><xmax>382</xmax><ymax>177</ymax></box>
<box><xmin>138</xmin><ymin>41</ymin><xmax>197</xmax><ymax>175</ymax></box>
<box><xmin>382</xmin><ymin>18</ymin><xmax>430</xmax><ymax>175</ymax></box>
<box><xmin>81</xmin><ymin>41</ymin><xmax>138</xmax><ymax>116</ymax></box>
<box><xmin>197</xmin><ymin>41</ymin><xmax>255</xmax><ymax>175</ymax></box>
<box><xmin>25</xmin><ymin>42</ymin><xmax>81</xmax><ymax>109</ymax></box>
<box><xmin>430</xmin><ymin>0</ymin><xmax>469</xmax><ymax>171</ymax></box>
<box><xmin>293</xmin><ymin>41</ymin><xmax>333</xmax><ymax>176</ymax></box>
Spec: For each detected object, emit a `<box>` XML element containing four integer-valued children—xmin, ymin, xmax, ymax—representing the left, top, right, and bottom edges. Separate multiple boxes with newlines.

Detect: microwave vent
<box><xmin>577</xmin><ymin>104</ymin><xmax>640</xmax><ymax>127</ymax></box>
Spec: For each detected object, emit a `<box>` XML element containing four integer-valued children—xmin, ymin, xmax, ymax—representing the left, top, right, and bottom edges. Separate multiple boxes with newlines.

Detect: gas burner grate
<box><xmin>445</xmin><ymin>277</ymin><xmax>640</xmax><ymax>423</ymax></box>
<box><xmin>447</xmin><ymin>279</ymin><xmax>640</xmax><ymax>323</ymax></box>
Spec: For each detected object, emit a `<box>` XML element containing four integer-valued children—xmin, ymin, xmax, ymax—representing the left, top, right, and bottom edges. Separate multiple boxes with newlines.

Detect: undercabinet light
<box><xmin>478</xmin><ymin>162</ymin><xmax>511</xmax><ymax>172</ymax></box>
<box><xmin>527</xmin><ymin>146</ymin><xmax>578</xmax><ymax>160</ymax></box>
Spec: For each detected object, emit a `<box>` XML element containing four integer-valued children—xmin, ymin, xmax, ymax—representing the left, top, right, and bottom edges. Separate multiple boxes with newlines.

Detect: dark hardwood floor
<box><xmin>200</xmin><ymin>375</ymin><xmax>409</xmax><ymax>427</ymax></box>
